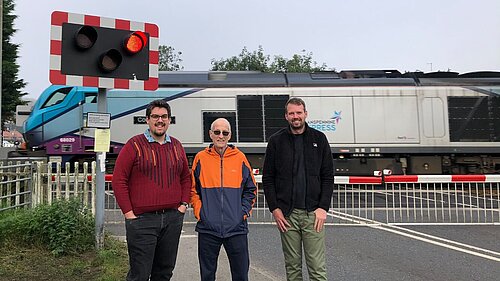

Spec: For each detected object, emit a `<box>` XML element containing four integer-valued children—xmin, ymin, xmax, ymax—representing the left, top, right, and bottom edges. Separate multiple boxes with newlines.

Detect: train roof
<box><xmin>158</xmin><ymin>70</ymin><xmax>500</xmax><ymax>88</ymax></box>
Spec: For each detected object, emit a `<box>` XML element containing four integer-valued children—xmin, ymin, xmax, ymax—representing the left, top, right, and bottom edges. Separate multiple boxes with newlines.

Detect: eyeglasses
<box><xmin>212</xmin><ymin>130</ymin><xmax>230</xmax><ymax>136</ymax></box>
<box><xmin>149</xmin><ymin>114</ymin><xmax>169</xmax><ymax>120</ymax></box>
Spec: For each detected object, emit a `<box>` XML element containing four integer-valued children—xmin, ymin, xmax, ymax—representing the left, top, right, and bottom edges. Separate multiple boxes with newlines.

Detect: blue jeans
<box><xmin>125</xmin><ymin>210</ymin><xmax>185</xmax><ymax>281</ymax></box>
<box><xmin>198</xmin><ymin>233</ymin><xmax>249</xmax><ymax>281</ymax></box>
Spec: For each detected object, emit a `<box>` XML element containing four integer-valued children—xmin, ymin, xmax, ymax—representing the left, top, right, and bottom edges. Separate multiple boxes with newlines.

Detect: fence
<box><xmin>104</xmin><ymin>174</ymin><xmax>500</xmax><ymax>225</ymax></box>
<box><xmin>332</xmin><ymin>175</ymin><xmax>500</xmax><ymax>225</ymax></box>
<box><xmin>0</xmin><ymin>161</ymin><xmax>96</xmax><ymax>214</ymax></box>
<box><xmin>1</xmin><ymin>161</ymin><xmax>499</xmax><ymax>225</ymax></box>
<box><xmin>0</xmin><ymin>161</ymin><xmax>32</xmax><ymax>212</ymax></box>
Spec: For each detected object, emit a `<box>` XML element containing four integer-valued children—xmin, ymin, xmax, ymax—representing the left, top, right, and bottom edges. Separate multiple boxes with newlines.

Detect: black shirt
<box><xmin>292</xmin><ymin>133</ymin><xmax>306</xmax><ymax>209</ymax></box>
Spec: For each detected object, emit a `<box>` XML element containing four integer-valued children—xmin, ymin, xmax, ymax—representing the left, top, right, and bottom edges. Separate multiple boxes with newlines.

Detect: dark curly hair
<box><xmin>146</xmin><ymin>99</ymin><xmax>171</xmax><ymax>118</ymax></box>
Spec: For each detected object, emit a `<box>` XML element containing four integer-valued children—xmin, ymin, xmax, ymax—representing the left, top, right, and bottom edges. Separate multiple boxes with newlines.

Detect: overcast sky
<box><xmin>12</xmin><ymin>0</ymin><xmax>500</xmax><ymax>98</ymax></box>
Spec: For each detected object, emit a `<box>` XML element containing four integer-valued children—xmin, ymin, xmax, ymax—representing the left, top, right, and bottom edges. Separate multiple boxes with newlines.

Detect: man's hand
<box><xmin>124</xmin><ymin>210</ymin><xmax>137</xmax><ymax>220</ymax></box>
<box><xmin>272</xmin><ymin>208</ymin><xmax>291</xmax><ymax>232</ymax></box>
<box><xmin>177</xmin><ymin>204</ymin><xmax>187</xmax><ymax>214</ymax></box>
<box><xmin>314</xmin><ymin>208</ymin><xmax>327</xmax><ymax>232</ymax></box>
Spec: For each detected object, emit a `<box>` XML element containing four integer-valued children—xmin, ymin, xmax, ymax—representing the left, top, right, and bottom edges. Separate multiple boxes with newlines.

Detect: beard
<box><xmin>289</xmin><ymin>119</ymin><xmax>305</xmax><ymax>130</ymax></box>
<box><xmin>151</xmin><ymin>122</ymin><xmax>167</xmax><ymax>137</ymax></box>
<box><xmin>151</xmin><ymin>129</ymin><xmax>166</xmax><ymax>137</ymax></box>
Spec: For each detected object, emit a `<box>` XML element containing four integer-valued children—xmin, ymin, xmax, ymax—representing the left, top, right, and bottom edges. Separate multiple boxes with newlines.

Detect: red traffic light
<box><xmin>74</xmin><ymin>25</ymin><xmax>97</xmax><ymax>49</ymax></box>
<box><xmin>124</xmin><ymin>31</ymin><xmax>147</xmax><ymax>54</ymax></box>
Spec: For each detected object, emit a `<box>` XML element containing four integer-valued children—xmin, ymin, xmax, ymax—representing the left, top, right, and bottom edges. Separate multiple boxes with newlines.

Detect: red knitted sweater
<box><xmin>112</xmin><ymin>134</ymin><xmax>191</xmax><ymax>215</ymax></box>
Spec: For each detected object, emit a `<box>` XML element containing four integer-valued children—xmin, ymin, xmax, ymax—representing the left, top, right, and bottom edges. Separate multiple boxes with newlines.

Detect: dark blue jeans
<box><xmin>198</xmin><ymin>233</ymin><xmax>249</xmax><ymax>281</ymax></box>
<box><xmin>125</xmin><ymin>210</ymin><xmax>184</xmax><ymax>281</ymax></box>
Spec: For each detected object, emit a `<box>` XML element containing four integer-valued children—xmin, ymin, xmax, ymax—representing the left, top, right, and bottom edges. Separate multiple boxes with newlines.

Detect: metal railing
<box><xmin>0</xmin><ymin>161</ymin><xmax>32</xmax><ymax>212</ymax></box>
<box><xmin>0</xmin><ymin>161</ymin><xmax>96</xmax><ymax>214</ymax></box>
<box><xmin>1</xmin><ymin>161</ymin><xmax>499</xmax><ymax>225</ymax></box>
<box><xmin>103</xmin><ymin>174</ymin><xmax>500</xmax><ymax>225</ymax></box>
<box><xmin>331</xmin><ymin>175</ymin><xmax>500</xmax><ymax>225</ymax></box>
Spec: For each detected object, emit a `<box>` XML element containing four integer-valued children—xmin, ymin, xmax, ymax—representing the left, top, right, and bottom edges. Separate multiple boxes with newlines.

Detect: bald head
<box><xmin>211</xmin><ymin>118</ymin><xmax>231</xmax><ymax>131</ymax></box>
<box><xmin>209</xmin><ymin>118</ymin><xmax>232</xmax><ymax>155</ymax></box>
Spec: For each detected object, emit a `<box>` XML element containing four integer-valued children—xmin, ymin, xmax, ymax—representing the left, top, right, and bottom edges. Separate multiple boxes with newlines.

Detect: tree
<box><xmin>270</xmin><ymin>50</ymin><xmax>328</xmax><ymax>73</ymax></box>
<box><xmin>211</xmin><ymin>46</ymin><xmax>270</xmax><ymax>72</ymax></box>
<box><xmin>158</xmin><ymin>45</ymin><xmax>184</xmax><ymax>71</ymax></box>
<box><xmin>210</xmin><ymin>46</ymin><xmax>330</xmax><ymax>73</ymax></box>
<box><xmin>2</xmin><ymin>0</ymin><xmax>27</xmax><ymax>128</ymax></box>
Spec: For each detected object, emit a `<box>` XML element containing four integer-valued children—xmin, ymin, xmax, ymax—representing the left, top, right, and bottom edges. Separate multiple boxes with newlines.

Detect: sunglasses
<box><xmin>212</xmin><ymin>130</ymin><xmax>230</xmax><ymax>136</ymax></box>
<box><xmin>149</xmin><ymin>114</ymin><xmax>169</xmax><ymax>120</ymax></box>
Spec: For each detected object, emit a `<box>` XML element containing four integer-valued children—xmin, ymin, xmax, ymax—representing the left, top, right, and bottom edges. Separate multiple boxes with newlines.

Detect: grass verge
<box><xmin>0</xmin><ymin>235</ymin><xmax>128</xmax><ymax>281</ymax></box>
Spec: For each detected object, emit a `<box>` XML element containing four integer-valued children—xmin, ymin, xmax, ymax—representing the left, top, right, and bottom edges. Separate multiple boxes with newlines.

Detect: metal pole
<box><xmin>95</xmin><ymin>87</ymin><xmax>107</xmax><ymax>249</ymax></box>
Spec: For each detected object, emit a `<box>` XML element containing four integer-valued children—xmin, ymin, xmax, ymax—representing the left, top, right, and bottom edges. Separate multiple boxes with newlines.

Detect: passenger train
<box><xmin>12</xmin><ymin>70</ymin><xmax>500</xmax><ymax>175</ymax></box>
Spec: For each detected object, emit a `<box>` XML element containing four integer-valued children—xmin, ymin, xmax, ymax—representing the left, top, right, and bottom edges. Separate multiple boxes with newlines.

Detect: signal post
<box><xmin>49</xmin><ymin>11</ymin><xmax>159</xmax><ymax>249</ymax></box>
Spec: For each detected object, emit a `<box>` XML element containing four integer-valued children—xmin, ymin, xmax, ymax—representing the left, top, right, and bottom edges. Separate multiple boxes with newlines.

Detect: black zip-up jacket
<box><xmin>262</xmin><ymin>123</ymin><xmax>334</xmax><ymax>216</ymax></box>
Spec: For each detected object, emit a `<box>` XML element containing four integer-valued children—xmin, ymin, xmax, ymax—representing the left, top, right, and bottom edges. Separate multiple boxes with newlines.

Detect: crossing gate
<box><xmin>1</xmin><ymin>162</ymin><xmax>499</xmax><ymax>225</ymax></box>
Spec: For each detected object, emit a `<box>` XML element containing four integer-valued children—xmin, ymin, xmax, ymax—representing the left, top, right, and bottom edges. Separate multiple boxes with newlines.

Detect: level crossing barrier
<box><xmin>333</xmin><ymin>175</ymin><xmax>500</xmax><ymax>225</ymax></box>
<box><xmin>1</xmin><ymin>161</ymin><xmax>498</xmax><ymax>225</ymax></box>
<box><xmin>103</xmin><ymin>173</ymin><xmax>500</xmax><ymax>225</ymax></box>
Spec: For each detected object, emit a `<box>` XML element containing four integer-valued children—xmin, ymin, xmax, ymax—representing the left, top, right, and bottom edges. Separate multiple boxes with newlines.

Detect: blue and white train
<box><xmin>13</xmin><ymin>70</ymin><xmax>500</xmax><ymax>175</ymax></box>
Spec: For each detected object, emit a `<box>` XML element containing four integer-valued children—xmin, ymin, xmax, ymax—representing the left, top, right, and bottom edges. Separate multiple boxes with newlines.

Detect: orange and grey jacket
<box><xmin>191</xmin><ymin>144</ymin><xmax>257</xmax><ymax>238</ymax></box>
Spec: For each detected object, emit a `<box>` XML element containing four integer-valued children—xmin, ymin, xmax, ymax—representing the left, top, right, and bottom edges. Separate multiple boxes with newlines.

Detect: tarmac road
<box><xmin>106</xmin><ymin>217</ymin><xmax>500</xmax><ymax>281</ymax></box>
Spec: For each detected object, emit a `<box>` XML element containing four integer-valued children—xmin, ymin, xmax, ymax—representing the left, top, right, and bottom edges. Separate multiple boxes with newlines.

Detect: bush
<box><xmin>0</xmin><ymin>209</ymin><xmax>31</xmax><ymax>245</ymax></box>
<box><xmin>0</xmin><ymin>198</ymin><xmax>95</xmax><ymax>256</ymax></box>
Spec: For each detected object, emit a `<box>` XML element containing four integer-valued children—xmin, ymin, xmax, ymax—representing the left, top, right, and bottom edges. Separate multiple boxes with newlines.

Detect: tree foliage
<box><xmin>211</xmin><ymin>46</ymin><xmax>270</xmax><ymax>72</ymax></box>
<box><xmin>158</xmin><ymin>45</ymin><xmax>184</xmax><ymax>71</ymax></box>
<box><xmin>2</xmin><ymin>0</ymin><xmax>27</xmax><ymax>126</ymax></box>
<box><xmin>211</xmin><ymin>46</ymin><xmax>330</xmax><ymax>73</ymax></box>
<box><xmin>271</xmin><ymin>50</ymin><xmax>328</xmax><ymax>73</ymax></box>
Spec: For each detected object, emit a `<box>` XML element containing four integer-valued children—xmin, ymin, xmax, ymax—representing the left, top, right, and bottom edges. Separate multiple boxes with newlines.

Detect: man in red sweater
<box><xmin>112</xmin><ymin>99</ymin><xmax>191</xmax><ymax>281</ymax></box>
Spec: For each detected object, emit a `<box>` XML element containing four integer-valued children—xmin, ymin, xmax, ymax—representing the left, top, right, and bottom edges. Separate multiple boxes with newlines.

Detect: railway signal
<box><xmin>63</xmin><ymin>24</ymin><xmax>148</xmax><ymax>76</ymax></box>
<box><xmin>50</xmin><ymin>11</ymin><xmax>159</xmax><ymax>90</ymax></box>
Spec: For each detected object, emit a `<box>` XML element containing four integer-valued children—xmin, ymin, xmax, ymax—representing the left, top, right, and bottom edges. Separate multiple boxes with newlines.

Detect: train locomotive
<box><xmin>13</xmin><ymin>70</ymin><xmax>500</xmax><ymax>175</ymax></box>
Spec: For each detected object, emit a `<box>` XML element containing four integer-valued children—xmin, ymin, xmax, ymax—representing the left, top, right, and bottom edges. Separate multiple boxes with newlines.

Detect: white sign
<box><xmin>87</xmin><ymin>112</ymin><xmax>111</xmax><ymax>129</ymax></box>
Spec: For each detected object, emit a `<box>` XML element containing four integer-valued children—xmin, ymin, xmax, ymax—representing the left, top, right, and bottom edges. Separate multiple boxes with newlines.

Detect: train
<box><xmin>11</xmin><ymin>70</ymin><xmax>500</xmax><ymax>175</ymax></box>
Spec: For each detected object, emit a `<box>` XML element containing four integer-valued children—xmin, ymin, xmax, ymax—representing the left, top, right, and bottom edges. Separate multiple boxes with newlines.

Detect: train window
<box><xmin>84</xmin><ymin>92</ymin><xmax>97</xmax><ymax>104</ymax></box>
<box><xmin>41</xmin><ymin>87</ymin><xmax>72</xmax><ymax>109</ymax></box>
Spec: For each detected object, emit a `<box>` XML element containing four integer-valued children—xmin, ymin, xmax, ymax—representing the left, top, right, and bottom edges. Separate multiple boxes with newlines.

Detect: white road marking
<box><xmin>329</xmin><ymin>211</ymin><xmax>500</xmax><ymax>262</ymax></box>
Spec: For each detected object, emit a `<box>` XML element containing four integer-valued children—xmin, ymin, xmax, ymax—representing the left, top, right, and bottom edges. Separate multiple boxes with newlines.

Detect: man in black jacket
<box><xmin>263</xmin><ymin>97</ymin><xmax>334</xmax><ymax>281</ymax></box>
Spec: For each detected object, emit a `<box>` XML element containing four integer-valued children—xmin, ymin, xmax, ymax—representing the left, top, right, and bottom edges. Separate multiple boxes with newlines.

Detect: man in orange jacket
<box><xmin>191</xmin><ymin>118</ymin><xmax>257</xmax><ymax>281</ymax></box>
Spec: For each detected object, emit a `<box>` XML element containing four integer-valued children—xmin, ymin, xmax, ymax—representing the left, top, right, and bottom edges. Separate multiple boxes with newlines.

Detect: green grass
<box><xmin>0</xmin><ymin>199</ymin><xmax>128</xmax><ymax>280</ymax></box>
<box><xmin>0</xmin><ymin>236</ymin><xmax>128</xmax><ymax>281</ymax></box>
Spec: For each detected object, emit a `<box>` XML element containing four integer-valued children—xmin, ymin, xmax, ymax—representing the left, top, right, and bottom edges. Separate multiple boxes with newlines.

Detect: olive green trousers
<box><xmin>280</xmin><ymin>208</ymin><xmax>327</xmax><ymax>281</ymax></box>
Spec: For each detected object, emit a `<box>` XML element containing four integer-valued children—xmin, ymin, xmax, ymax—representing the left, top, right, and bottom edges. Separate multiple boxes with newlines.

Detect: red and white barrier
<box><xmin>101</xmin><ymin>174</ymin><xmax>500</xmax><ymax>184</ymax></box>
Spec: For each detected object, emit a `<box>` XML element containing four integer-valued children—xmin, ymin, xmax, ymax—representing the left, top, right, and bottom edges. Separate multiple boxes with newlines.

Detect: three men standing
<box><xmin>112</xmin><ymin>97</ymin><xmax>333</xmax><ymax>281</ymax></box>
<box><xmin>263</xmin><ymin>97</ymin><xmax>334</xmax><ymax>281</ymax></box>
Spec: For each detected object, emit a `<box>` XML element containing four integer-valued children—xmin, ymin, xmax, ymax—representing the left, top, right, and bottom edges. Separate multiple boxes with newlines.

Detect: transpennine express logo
<box><xmin>308</xmin><ymin>111</ymin><xmax>342</xmax><ymax>132</ymax></box>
